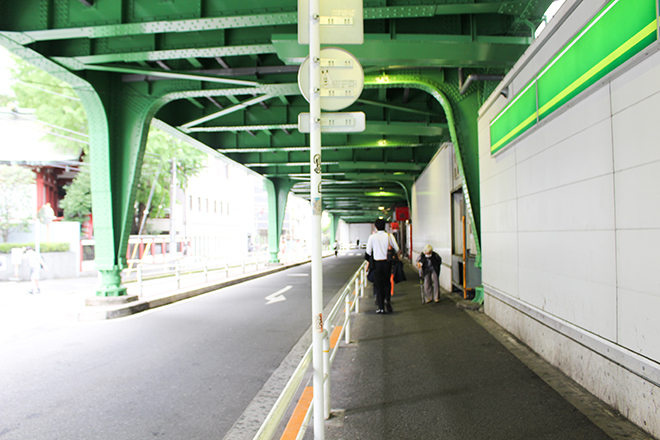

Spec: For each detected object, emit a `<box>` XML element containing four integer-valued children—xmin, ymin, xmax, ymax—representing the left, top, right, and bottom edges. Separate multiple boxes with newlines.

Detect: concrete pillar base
<box><xmin>86</xmin><ymin>294</ymin><xmax>138</xmax><ymax>307</ymax></box>
<box><xmin>95</xmin><ymin>267</ymin><xmax>128</xmax><ymax>297</ymax></box>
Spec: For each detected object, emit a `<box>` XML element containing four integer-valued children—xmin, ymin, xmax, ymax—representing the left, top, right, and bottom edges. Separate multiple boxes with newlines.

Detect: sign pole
<box><xmin>308</xmin><ymin>0</ymin><xmax>325</xmax><ymax>438</ymax></box>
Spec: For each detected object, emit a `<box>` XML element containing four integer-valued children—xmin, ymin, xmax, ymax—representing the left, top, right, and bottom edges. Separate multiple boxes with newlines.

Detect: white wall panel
<box><xmin>616</xmin><ymin>229</ymin><xmax>660</xmax><ymax>299</ymax></box>
<box><xmin>481</xmin><ymin>199</ymin><xmax>517</xmax><ymax>233</ymax></box>
<box><xmin>482</xmin><ymin>231</ymin><xmax>519</xmax><ymax>297</ymax></box>
<box><xmin>612</xmin><ymin>89</ymin><xmax>660</xmax><ymax>171</ymax></box>
<box><xmin>618</xmin><ymin>288</ymin><xmax>660</xmax><ymax>361</ymax></box>
<box><xmin>411</xmin><ymin>145</ymin><xmax>454</xmax><ymax>291</ymax></box>
<box><xmin>479</xmin><ymin>144</ymin><xmax>516</xmax><ymax>183</ymax></box>
<box><xmin>516</xmin><ymin>119</ymin><xmax>613</xmax><ymax>198</ymax></box>
<box><xmin>518</xmin><ymin>231</ymin><xmax>616</xmax><ymax>286</ymax></box>
<box><xmin>518</xmin><ymin>175</ymin><xmax>615</xmax><ymax>232</ymax></box>
<box><xmin>615</xmin><ymin>161</ymin><xmax>660</xmax><ymax>230</ymax></box>
<box><xmin>610</xmin><ymin>48</ymin><xmax>660</xmax><ymax>113</ymax></box>
<box><xmin>518</xmin><ymin>266</ymin><xmax>617</xmax><ymax>340</ymax></box>
<box><xmin>480</xmin><ymin>166</ymin><xmax>517</xmax><ymax>207</ymax></box>
<box><xmin>515</xmin><ymin>87</ymin><xmax>612</xmax><ymax>164</ymax></box>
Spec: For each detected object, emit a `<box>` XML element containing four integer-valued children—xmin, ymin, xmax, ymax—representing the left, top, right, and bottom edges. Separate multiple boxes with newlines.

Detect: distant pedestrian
<box><xmin>365</xmin><ymin>219</ymin><xmax>399</xmax><ymax>314</ymax></box>
<box><xmin>416</xmin><ymin>245</ymin><xmax>441</xmax><ymax>303</ymax></box>
<box><xmin>25</xmin><ymin>247</ymin><xmax>48</xmax><ymax>294</ymax></box>
<box><xmin>333</xmin><ymin>241</ymin><xmax>339</xmax><ymax>257</ymax></box>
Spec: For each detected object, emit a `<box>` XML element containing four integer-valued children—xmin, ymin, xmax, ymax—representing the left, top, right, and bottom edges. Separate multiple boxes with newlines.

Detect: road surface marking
<box><xmin>266</xmin><ymin>285</ymin><xmax>291</xmax><ymax>304</ymax></box>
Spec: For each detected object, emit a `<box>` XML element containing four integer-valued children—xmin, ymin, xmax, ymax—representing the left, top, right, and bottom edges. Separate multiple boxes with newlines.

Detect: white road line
<box><xmin>265</xmin><ymin>285</ymin><xmax>292</xmax><ymax>304</ymax></box>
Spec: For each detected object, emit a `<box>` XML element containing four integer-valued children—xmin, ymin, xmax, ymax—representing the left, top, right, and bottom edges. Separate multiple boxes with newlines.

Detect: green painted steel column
<box><xmin>83</xmin><ymin>73</ymin><xmax>162</xmax><ymax>296</ymax></box>
<box><xmin>264</xmin><ymin>177</ymin><xmax>294</xmax><ymax>263</ymax></box>
<box><xmin>364</xmin><ymin>71</ymin><xmax>482</xmax><ymax>265</ymax></box>
<box><xmin>330</xmin><ymin>213</ymin><xmax>339</xmax><ymax>245</ymax></box>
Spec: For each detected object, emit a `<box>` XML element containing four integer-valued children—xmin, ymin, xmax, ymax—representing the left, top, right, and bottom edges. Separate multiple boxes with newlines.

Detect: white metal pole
<box><xmin>309</xmin><ymin>0</ymin><xmax>324</xmax><ymax>438</ymax></box>
<box><xmin>323</xmin><ymin>329</ymin><xmax>331</xmax><ymax>420</ymax></box>
<box><xmin>345</xmin><ymin>293</ymin><xmax>351</xmax><ymax>344</ymax></box>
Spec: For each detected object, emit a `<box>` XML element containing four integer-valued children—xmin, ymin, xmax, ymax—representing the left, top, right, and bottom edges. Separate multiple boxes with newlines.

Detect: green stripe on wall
<box><xmin>490</xmin><ymin>0</ymin><xmax>658</xmax><ymax>155</ymax></box>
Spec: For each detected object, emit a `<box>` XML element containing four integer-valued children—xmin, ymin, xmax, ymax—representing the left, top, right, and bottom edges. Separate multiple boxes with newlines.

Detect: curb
<box><xmin>73</xmin><ymin>258</ymin><xmax>317</xmax><ymax>321</ymax></box>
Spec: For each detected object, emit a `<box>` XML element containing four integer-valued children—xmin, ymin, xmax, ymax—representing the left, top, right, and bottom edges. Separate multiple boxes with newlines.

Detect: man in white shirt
<box><xmin>365</xmin><ymin>219</ymin><xmax>399</xmax><ymax>313</ymax></box>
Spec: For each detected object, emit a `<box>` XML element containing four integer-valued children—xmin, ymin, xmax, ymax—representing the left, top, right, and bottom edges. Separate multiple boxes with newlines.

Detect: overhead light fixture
<box><xmin>378</xmin><ymin>206</ymin><xmax>385</xmax><ymax>210</ymax></box>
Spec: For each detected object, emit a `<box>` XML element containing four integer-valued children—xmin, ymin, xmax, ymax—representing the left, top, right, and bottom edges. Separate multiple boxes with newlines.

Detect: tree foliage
<box><xmin>7</xmin><ymin>55</ymin><xmax>207</xmax><ymax>235</ymax></box>
<box><xmin>9</xmin><ymin>56</ymin><xmax>88</xmax><ymax>156</ymax></box>
<box><xmin>0</xmin><ymin>165</ymin><xmax>34</xmax><ymax>243</ymax></box>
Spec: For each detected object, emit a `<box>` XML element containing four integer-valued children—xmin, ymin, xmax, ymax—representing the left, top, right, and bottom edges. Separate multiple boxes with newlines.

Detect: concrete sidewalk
<box><xmin>309</xmin><ymin>264</ymin><xmax>653</xmax><ymax>440</ymax></box>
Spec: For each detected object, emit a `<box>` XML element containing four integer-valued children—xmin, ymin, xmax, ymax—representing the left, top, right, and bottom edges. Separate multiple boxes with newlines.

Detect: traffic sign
<box><xmin>298</xmin><ymin>0</ymin><xmax>363</xmax><ymax>45</ymax></box>
<box><xmin>298</xmin><ymin>47</ymin><xmax>364</xmax><ymax>111</ymax></box>
<box><xmin>298</xmin><ymin>112</ymin><xmax>365</xmax><ymax>133</ymax></box>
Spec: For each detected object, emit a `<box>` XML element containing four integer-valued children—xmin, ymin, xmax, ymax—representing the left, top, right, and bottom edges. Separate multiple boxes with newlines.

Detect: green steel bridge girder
<box><xmin>364</xmin><ymin>73</ymin><xmax>482</xmax><ymax>263</ymax></box>
<box><xmin>264</xmin><ymin>177</ymin><xmax>295</xmax><ymax>263</ymax></box>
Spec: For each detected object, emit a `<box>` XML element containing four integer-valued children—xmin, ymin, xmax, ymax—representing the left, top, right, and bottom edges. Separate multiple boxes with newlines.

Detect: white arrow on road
<box><xmin>266</xmin><ymin>285</ymin><xmax>292</xmax><ymax>304</ymax></box>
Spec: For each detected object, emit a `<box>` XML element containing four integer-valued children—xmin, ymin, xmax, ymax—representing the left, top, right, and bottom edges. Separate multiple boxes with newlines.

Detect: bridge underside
<box><xmin>0</xmin><ymin>0</ymin><xmax>553</xmax><ymax>295</ymax></box>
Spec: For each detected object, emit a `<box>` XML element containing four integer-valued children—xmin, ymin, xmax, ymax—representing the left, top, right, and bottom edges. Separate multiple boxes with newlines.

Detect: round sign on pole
<box><xmin>298</xmin><ymin>47</ymin><xmax>364</xmax><ymax>111</ymax></box>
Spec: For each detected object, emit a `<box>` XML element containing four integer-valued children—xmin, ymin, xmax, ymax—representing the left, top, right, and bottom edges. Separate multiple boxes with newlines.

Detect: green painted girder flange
<box><xmin>186</xmin><ymin>121</ymin><xmax>446</xmax><ymax>136</ymax></box>
<box><xmin>219</xmin><ymin>141</ymin><xmax>437</xmax><ymax>154</ymax></box>
<box><xmin>244</xmin><ymin>161</ymin><xmax>423</xmax><ymax>171</ymax></box>
<box><xmin>52</xmin><ymin>44</ymin><xmax>276</xmax><ymax>67</ymax></box>
<box><xmin>272</xmin><ymin>33</ymin><xmax>531</xmax><ymax>68</ymax></box>
<box><xmin>6</xmin><ymin>2</ymin><xmax>528</xmax><ymax>45</ymax></box>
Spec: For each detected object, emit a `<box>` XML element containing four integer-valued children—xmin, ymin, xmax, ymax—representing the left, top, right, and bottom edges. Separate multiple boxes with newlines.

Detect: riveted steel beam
<box><xmin>179</xmin><ymin>94</ymin><xmax>276</xmax><ymax>129</ymax></box>
<box><xmin>185</xmin><ymin>121</ymin><xmax>445</xmax><ymax>136</ymax></box>
<box><xmin>356</xmin><ymin>99</ymin><xmax>441</xmax><ymax>116</ymax></box>
<box><xmin>218</xmin><ymin>142</ymin><xmax>433</xmax><ymax>153</ymax></box>
<box><xmin>186</xmin><ymin>124</ymin><xmax>299</xmax><ymax>133</ymax></box>
<box><xmin>123</xmin><ymin>65</ymin><xmax>300</xmax><ymax>82</ymax></box>
<box><xmin>53</xmin><ymin>44</ymin><xmax>276</xmax><ymax>67</ymax></box>
<box><xmin>16</xmin><ymin>13</ymin><xmax>298</xmax><ymax>43</ymax></box>
<box><xmin>273</xmin><ymin>34</ymin><xmax>530</xmax><ymax>67</ymax></box>
<box><xmin>52</xmin><ymin>62</ymin><xmax>261</xmax><ymax>86</ymax></box>
<box><xmin>11</xmin><ymin>3</ymin><xmax>525</xmax><ymax>44</ymax></box>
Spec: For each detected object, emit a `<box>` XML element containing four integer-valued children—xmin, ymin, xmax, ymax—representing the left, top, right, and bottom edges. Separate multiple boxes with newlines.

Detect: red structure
<box><xmin>395</xmin><ymin>207</ymin><xmax>410</xmax><ymax>221</ymax></box>
<box><xmin>34</xmin><ymin>167</ymin><xmax>62</xmax><ymax>216</ymax></box>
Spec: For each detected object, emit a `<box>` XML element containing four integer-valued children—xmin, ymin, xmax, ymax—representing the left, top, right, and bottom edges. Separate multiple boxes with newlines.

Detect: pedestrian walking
<box><xmin>24</xmin><ymin>247</ymin><xmax>48</xmax><ymax>294</ymax></box>
<box><xmin>416</xmin><ymin>245</ymin><xmax>441</xmax><ymax>303</ymax></box>
<box><xmin>365</xmin><ymin>219</ymin><xmax>399</xmax><ymax>314</ymax></box>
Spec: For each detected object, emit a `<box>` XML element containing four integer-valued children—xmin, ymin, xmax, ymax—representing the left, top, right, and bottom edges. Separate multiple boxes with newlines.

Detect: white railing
<box><xmin>253</xmin><ymin>261</ymin><xmax>367</xmax><ymax>440</ymax></box>
<box><xmin>123</xmin><ymin>249</ymin><xmax>334</xmax><ymax>299</ymax></box>
<box><xmin>124</xmin><ymin>252</ymin><xmax>275</xmax><ymax>298</ymax></box>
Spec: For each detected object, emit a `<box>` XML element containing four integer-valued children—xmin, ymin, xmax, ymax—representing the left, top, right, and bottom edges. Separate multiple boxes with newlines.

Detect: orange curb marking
<box><xmin>280</xmin><ymin>386</ymin><xmax>314</xmax><ymax>440</ymax></box>
<box><xmin>330</xmin><ymin>325</ymin><xmax>343</xmax><ymax>349</ymax></box>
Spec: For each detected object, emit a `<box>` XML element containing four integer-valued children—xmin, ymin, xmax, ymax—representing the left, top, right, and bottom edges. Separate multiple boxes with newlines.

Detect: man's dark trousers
<box><xmin>373</xmin><ymin>259</ymin><xmax>392</xmax><ymax>311</ymax></box>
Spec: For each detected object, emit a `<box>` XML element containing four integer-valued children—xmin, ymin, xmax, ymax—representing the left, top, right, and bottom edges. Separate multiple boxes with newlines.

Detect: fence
<box><xmin>253</xmin><ymin>261</ymin><xmax>367</xmax><ymax>440</ymax></box>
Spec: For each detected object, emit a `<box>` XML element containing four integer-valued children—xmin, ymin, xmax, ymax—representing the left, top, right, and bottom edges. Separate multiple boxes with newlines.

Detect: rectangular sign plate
<box><xmin>298</xmin><ymin>112</ymin><xmax>366</xmax><ymax>133</ymax></box>
<box><xmin>298</xmin><ymin>0</ymin><xmax>363</xmax><ymax>45</ymax></box>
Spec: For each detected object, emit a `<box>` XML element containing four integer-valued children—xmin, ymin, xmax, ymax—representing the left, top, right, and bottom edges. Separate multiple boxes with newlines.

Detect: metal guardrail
<box><xmin>124</xmin><ymin>251</ymin><xmax>318</xmax><ymax>298</ymax></box>
<box><xmin>253</xmin><ymin>261</ymin><xmax>367</xmax><ymax>440</ymax></box>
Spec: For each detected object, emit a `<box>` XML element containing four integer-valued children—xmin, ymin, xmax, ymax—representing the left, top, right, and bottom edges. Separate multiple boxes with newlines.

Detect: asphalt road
<box><xmin>0</xmin><ymin>253</ymin><xmax>364</xmax><ymax>440</ymax></box>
